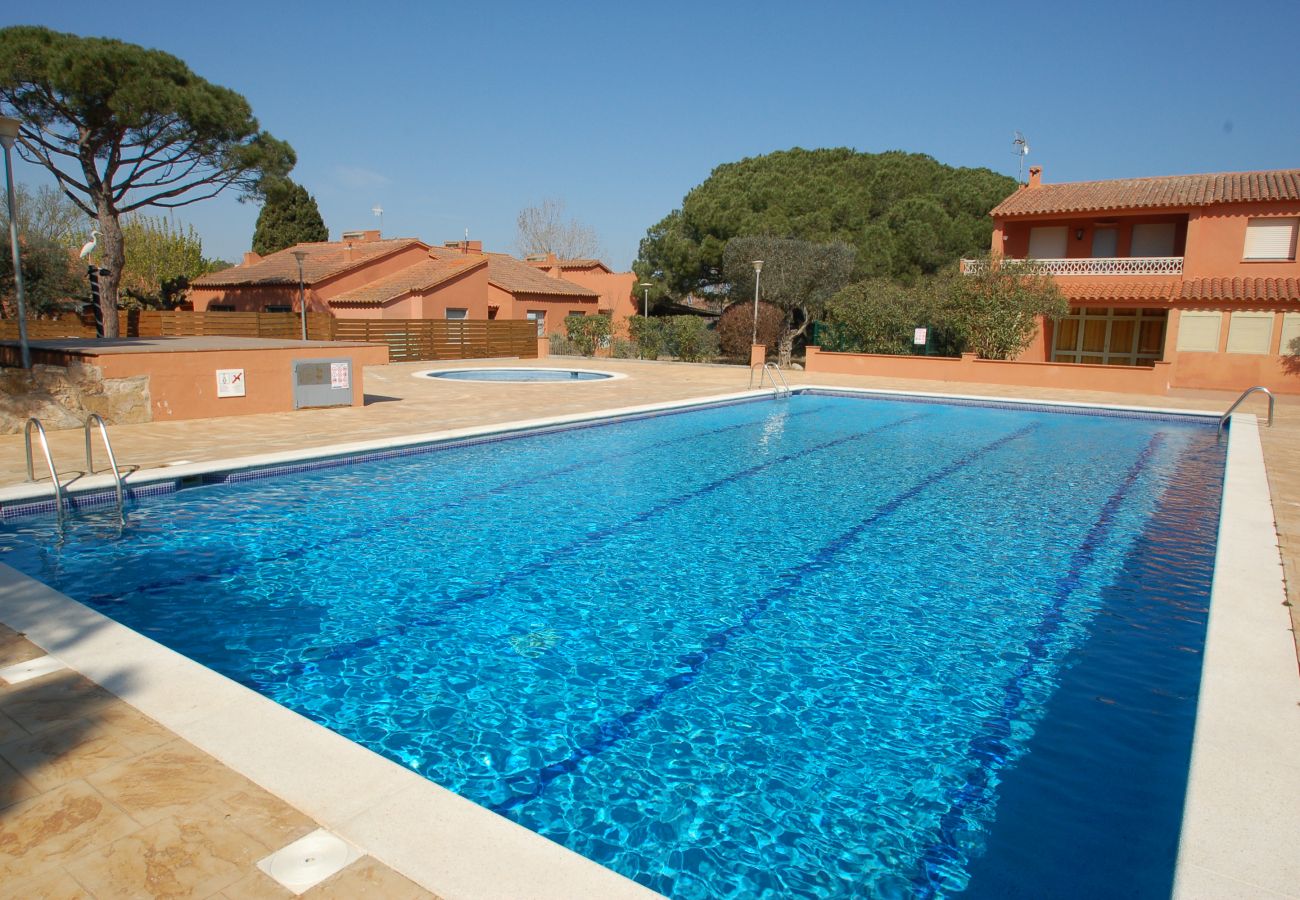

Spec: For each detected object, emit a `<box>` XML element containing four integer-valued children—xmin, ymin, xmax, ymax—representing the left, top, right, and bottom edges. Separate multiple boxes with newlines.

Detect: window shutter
<box><xmin>1243</xmin><ymin>218</ymin><xmax>1298</xmax><ymax>260</ymax></box>
<box><xmin>1176</xmin><ymin>311</ymin><xmax>1222</xmax><ymax>352</ymax></box>
<box><xmin>1130</xmin><ymin>223</ymin><xmax>1176</xmax><ymax>257</ymax></box>
<box><xmin>1027</xmin><ymin>226</ymin><xmax>1068</xmax><ymax>259</ymax></box>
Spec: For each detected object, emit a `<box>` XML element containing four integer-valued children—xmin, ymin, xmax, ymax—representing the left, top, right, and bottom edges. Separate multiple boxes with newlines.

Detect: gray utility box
<box><xmin>293</xmin><ymin>358</ymin><xmax>354</xmax><ymax>409</ymax></box>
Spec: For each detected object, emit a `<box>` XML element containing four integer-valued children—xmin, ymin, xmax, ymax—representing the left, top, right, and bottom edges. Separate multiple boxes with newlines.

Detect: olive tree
<box><xmin>723</xmin><ymin>236</ymin><xmax>856</xmax><ymax>367</ymax></box>
<box><xmin>0</xmin><ymin>27</ymin><xmax>294</xmax><ymax>336</ymax></box>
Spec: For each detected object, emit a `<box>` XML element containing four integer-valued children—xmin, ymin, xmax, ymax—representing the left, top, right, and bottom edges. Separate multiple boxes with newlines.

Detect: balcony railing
<box><xmin>960</xmin><ymin>256</ymin><xmax>1184</xmax><ymax>276</ymax></box>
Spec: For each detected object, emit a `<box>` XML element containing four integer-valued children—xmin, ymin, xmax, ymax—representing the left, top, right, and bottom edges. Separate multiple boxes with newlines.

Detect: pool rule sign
<box><xmin>216</xmin><ymin>369</ymin><xmax>246</xmax><ymax>398</ymax></box>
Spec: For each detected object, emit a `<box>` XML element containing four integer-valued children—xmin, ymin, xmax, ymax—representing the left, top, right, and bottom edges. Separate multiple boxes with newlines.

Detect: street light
<box><xmin>0</xmin><ymin>115</ymin><xmax>31</xmax><ymax>369</ymax></box>
<box><xmin>291</xmin><ymin>249</ymin><xmax>309</xmax><ymax>341</ymax></box>
<box><xmin>750</xmin><ymin>260</ymin><xmax>764</xmax><ymax>348</ymax></box>
<box><xmin>638</xmin><ymin>281</ymin><xmax>652</xmax><ymax>318</ymax></box>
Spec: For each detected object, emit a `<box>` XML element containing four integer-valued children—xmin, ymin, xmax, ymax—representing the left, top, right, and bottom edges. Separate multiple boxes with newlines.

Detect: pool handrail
<box><xmin>84</xmin><ymin>413</ymin><xmax>127</xmax><ymax>523</ymax></box>
<box><xmin>748</xmin><ymin>362</ymin><xmax>791</xmax><ymax>398</ymax></box>
<box><xmin>23</xmin><ymin>417</ymin><xmax>65</xmax><ymax>528</ymax></box>
<box><xmin>1218</xmin><ymin>386</ymin><xmax>1274</xmax><ymax>436</ymax></box>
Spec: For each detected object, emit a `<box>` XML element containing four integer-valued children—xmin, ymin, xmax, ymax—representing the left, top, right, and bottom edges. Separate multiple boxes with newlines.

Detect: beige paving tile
<box><xmin>0</xmin><ymin>671</ymin><xmax>117</xmax><ymax>736</ymax></box>
<box><xmin>0</xmin><ymin>708</ymin><xmax>26</xmax><ymax>744</ymax></box>
<box><xmin>66</xmin><ymin>800</ymin><xmax>268</xmax><ymax>899</ymax></box>
<box><xmin>0</xmin><ymin>779</ymin><xmax>139</xmax><ymax>882</ymax></box>
<box><xmin>0</xmin><ymin>623</ymin><xmax>45</xmax><ymax>668</ymax></box>
<box><xmin>0</xmin><ymin>753</ymin><xmax>41</xmax><ymax>810</ymax></box>
<box><xmin>220</xmin><ymin>867</ymin><xmax>296</xmax><ymax>899</ymax></box>
<box><xmin>86</xmin><ymin>740</ymin><xmax>256</xmax><ymax>828</ymax></box>
<box><xmin>3</xmin><ymin>865</ymin><xmax>95</xmax><ymax>899</ymax></box>
<box><xmin>0</xmin><ymin>719</ymin><xmax>139</xmax><ymax>793</ymax></box>
<box><xmin>214</xmin><ymin>785</ymin><xmax>316</xmax><ymax>852</ymax></box>
<box><xmin>302</xmin><ymin>856</ymin><xmax>438</xmax><ymax>899</ymax></box>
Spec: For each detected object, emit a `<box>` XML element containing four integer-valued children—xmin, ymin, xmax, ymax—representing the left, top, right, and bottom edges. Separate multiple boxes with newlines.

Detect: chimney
<box><xmin>242</xmin><ymin>251</ymin><xmax>262</xmax><ymax>266</ymax></box>
<box><xmin>1028</xmin><ymin>166</ymin><xmax>1043</xmax><ymax>188</ymax></box>
<box><xmin>342</xmin><ymin>242</ymin><xmax>355</xmax><ymax>262</ymax></box>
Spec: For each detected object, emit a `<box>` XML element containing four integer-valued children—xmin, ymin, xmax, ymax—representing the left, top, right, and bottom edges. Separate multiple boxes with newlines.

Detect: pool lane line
<box><xmin>910</xmin><ymin>432</ymin><xmax>1164</xmax><ymax>899</ymax></box>
<box><xmin>78</xmin><ymin>401</ymin><xmax>838</xmax><ymax>607</ymax></box>
<box><xmin>259</xmin><ymin>411</ymin><xmax>931</xmax><ymax>681</ymax></box>
<box><xmin>488</xmin><ymin>422</ymin><xmax>1040</xmax><ymax>815</ymax></box>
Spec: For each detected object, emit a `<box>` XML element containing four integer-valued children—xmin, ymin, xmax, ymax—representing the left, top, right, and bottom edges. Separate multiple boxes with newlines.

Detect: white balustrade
<box><xmin>960</xmin><ymin>257</ymin><xmax>1184</xmax><ymax>276</ymax></box>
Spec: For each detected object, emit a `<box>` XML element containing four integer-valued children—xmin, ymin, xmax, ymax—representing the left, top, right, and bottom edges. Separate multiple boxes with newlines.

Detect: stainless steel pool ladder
<box><xmin>24</xmin><ymin>417</ymin><xmax>65</xmax><ymax>527</ymax></box>
<box><xmin>84</xmin><ymin>413</ymin><xmax>127</xmax><ymax>522</ymax></box>
<box><xmin>1218</xmin><ymin>386</ymin><xmax>1274</xmax><ymax>438</ymax></box>
<box><xmin>749</xmin><ymin>362</ymin><xmax>791</xmax><ymax>398</ymax></box>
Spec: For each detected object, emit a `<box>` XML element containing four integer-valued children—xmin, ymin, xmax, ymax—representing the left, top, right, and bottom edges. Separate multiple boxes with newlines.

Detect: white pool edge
<box><xmin>1</xmin><ymin>388</ymin><xmax>1294</xmax><ymax>897</ymax></box>
<box><xmin>1172</xmin><ymin>416</ymin><xmax>1300</xmax><ymax>899</ymax></box>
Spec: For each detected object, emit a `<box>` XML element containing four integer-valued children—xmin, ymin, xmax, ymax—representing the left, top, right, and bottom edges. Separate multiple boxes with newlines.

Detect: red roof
<box><xmin>194</xmin><ymin>239</ymin><xmax>425</xmax><ymax>287</ymax></box>
<box><xmin>329</xmin><ymin>256</ymin><xmax>486</xmax><ymax>306</ymax></box>
<box><xmin>444</xmin><ymin>250</ymin><xmax>598</xmax><ymax>298</ymax></box>
<box><xmin>991</xmin><ymin>169</ymin><xmax>1300</xmax><ymax>217</ymax></box>
<box><xmin>1060</xmin><ymin>276</ymin><xmax>1300</xmax><ymax>303</ymax></box>
<box><xmin>1181</xmin><ymin>277</ymin><xmax>1300</xmax><ymax>302</ymax></box>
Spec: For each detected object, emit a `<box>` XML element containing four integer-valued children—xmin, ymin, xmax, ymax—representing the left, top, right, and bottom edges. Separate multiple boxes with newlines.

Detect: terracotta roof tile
<box><xmin>1180</xmin><ymin>277</ymin><xmax>1300</xmax><ymax>302</ymax></box>
<box><xmin>436</xmin><ymin>250</ymin><xmax>597</xmax><ymax>297</ymax></box>
<box><xmin>1059</xmin><ymin>276</ymin><xmax>1300</xmax><ymax>303</ymax></box>
<box><xmin>193</xmin><ymin>239</ymin><xmax>425</xmax><ymax>287</ymax></box>
<box><xmin>329</xmin><ymin>256</ymin><xmax>486</xmax><ymax>306</ymax></box>
<box><xmin>1059</xmin><ymin>280</ymin><xmax>1184</xmax><ymax>302</ymax></box>
<box><xmin>991</xmin><ymin>169</ymin><xmax>1300</xmax><ymax>217</ymax></box>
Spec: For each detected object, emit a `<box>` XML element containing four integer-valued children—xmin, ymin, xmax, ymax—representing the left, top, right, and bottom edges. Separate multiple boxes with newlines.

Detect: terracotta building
<box><xmin>524</xmin><ymin>254</ymin><xmax>639</xmax><ymax>336</ymax></box>
<box><xmin>973</xmin><ymin>166</ymin><xmax>1300</xmax><ymax>392</ymax></box>
<box><xmin>189</xmin><ymin>232</ymin><xmax>633</xmax><ymax>337</ymax></box>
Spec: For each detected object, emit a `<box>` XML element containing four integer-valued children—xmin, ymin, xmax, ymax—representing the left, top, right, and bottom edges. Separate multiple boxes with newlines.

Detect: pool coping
<box><xmin>1</xmin><ymin>386</ymin><xmax>1296</xmax><ymax>897</ymax></box>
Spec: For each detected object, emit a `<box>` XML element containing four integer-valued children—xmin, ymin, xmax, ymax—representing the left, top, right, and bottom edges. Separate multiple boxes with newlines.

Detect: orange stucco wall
<box><xmin>552</xmin><ymin>270</ymin><xmax>638</xmax><ymax>335</ymax></box>
<box><xmin>998</xmin><ymin>212</ymin><xmax>1190</xmax><ymax>260</ymax></box>
<box><xmin>805</xmin><ymin>347</ymin><xmax>1175</xmax><ymax>393</ymax></box>
<box><xmin>1182</xmin><ymin>202</ymin><xmax>1300</xmax><ymax>279</ymax></box>
<box><xmin>82</xmin><ymin>343</ymin><xmax>390</xmax><ymax>419</ymax></box>
<box><xmin>489</xmin><ymin>284</ymin><xmax>600</xmax><ymax>335</ymax></box>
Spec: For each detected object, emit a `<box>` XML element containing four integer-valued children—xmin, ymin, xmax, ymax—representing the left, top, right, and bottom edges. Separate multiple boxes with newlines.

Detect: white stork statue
<box><xmin>78</xmin><ymin>229</ymin><xmax>101</xmax><ymax>260</ymax></box>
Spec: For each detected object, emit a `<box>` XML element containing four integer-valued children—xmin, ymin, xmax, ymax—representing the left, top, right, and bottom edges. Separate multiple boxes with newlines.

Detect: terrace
<box><xmin>1</xmin><ymin>357</ymin><xmax>1297</xmax><ymax>898</ymax></box>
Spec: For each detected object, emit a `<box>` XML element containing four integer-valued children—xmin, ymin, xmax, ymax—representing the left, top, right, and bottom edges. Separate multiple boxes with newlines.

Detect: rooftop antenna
<box><xmin>371</xmin><ymin>204</ymin><xmax>383</xmax><ymax>235</ymax></box>
<box><xmin>1012</xmin><ymin>131</ymin><xmax>1030</xmax><ymax>184</ymax></box>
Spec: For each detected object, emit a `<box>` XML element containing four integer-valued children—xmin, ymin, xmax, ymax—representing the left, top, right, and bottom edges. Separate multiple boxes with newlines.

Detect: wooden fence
<box><xmin>0</xmin><ymin>312</ymin><xmax>538</xmax><ymax>362</ymax></box>
<box><xmin>332</xmin><ymin>319</ymin><xmax>538</xmax><ymax>362</ymax></box>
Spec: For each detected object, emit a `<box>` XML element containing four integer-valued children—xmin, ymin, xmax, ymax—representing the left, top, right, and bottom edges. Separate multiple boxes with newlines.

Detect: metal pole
<box><xmin>751</xmin><ymin>266</ymin><xmax>762</xmax><ymax>347</ymax></box>
<box><xmin>297</xmin><ymin>261</ymin><xmax>307</xmax><ymax>341</ymax></box>
<box><xmin>2</xmin><ymin>140</ymin><xmax>31</xmax><ymax>369</ymax></box>
<box><xmin>643</xmin><ymin>286</ymin><xmax>648</xmax><ymax>318</ymax></box>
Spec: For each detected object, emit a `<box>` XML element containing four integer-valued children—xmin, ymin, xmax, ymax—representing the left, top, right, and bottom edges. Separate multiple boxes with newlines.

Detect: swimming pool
<box><xmin>0</xmin><ymin>393</ymin><xmax>1224</xmax><ymax>898</ymax></box>
<box><xmin>420</xmin><ymin>367</ymin><xmax>619</xmax><ymax>382</ymax></box>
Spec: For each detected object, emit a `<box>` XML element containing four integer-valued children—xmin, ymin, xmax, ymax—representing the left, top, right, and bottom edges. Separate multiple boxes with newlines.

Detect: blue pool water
<box><xmin>426</xmin><ymin>367</ymin><xmax>613</xmax><ymax>381</ymax></box>
<box><xmin>0</xmin><ymin>394</ymin><xmax>1224</xmax><ymax>898</ymax></box>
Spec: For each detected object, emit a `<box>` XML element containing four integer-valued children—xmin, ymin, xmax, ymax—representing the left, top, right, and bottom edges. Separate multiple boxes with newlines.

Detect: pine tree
<box><xmin>252</xmin><ymin>180</ymin><xmax>329</xmax><ymax>256</ymax></box>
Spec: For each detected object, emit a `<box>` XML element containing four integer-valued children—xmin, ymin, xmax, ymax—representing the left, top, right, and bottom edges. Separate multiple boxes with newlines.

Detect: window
<box><xmin>208</xmin><ymin>304</ymin><xmax>235</xmax><ymax>312</ymax></box>
<box><xmin>1243</xmin><ymin>217</ymin><xmax>1298</xmax><ymax>261</ymax></box>
<box><xmin>1051</xmin><ymin>307</ymin><xmax>1167</xmax><ymax>366</ymax></box>
<box><xmin>445</xmin><ymin>308</ymin><xmax>468</xmax><ymax>320</ymax></box>
<box><xmin>1226</xmin><ymin>312</ymin><xmax>1274</xmax><ymax>354</ymax></box>
<box><xmin>1090</xmin><ymin>227</ymin><xmax>1118</xmax><ymax>258</ymax></box>
<box><xmin>1027</xmin><ymin>226</ymin><xmax>1068</xmax><ymax>259</ymax></box>
<box><xmin>1281</xmin><ymin>313</ymin><xmax>1300</xmax><ymax>356</ymax></box>
<box><xmin>1130</xmin><ymin>223</ymin><xmax>1176</xmax><ymax>257</ymax></box>
<box><xmin>263</xmin><ymin>304</ymin><xmax>292</xmax><ymax>313</ymax></box>
<box><xmin>526</xmin><ymin>310</ymin><xmax>546</xmax><ymax>336</ymax></box>
<box><xmin>1175</xmin><ymin>311</ymin><xmax>1223</xmax><ymax>352</ymax></box>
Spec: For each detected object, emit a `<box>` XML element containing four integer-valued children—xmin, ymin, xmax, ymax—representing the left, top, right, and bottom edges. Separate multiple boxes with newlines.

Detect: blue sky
<box><xmin>7</xmin><ymin>0</ymin><xmax>1298</xmax><ymax>269</ymax></box>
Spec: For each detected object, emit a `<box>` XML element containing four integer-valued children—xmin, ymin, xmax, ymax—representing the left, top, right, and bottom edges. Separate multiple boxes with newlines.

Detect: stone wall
<box><xmin>0</xmin><ymin>364</ymin><xmax>151</xmax><ymax>433</ymax></box>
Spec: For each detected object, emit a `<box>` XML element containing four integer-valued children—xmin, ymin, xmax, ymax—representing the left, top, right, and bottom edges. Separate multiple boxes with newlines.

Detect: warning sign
<box><xmin>216</xmin><ymin>369</ymin><xmax>246</xmax><ymax>398</ymax></box>
<box><xmin>330</xmin><ymin>362</ymin><xmax>350</xmax><ymax>389</ymax></box>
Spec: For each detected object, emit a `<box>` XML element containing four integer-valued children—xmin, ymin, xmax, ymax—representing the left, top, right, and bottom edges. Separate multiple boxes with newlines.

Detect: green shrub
<box><xmin>664</xmin><ymin>316</ymin><xmax>719</xmax><ymax>362</ymax></box>
<box><xmin>563</xmin><ymin>314</ymin><xmax>611</xmax><ymax>357</ymax></box>
<box><xmin>628</xmin><ymin>315</ymin><xmax>667</xmax><ymax>359</ymax></box>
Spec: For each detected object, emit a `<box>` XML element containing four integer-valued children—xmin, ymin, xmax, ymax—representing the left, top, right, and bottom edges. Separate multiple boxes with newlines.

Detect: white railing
<box><xmin>960</xmin><ymin>256</ymin><xmax>1184</xmax><ymax>276</ymax></box>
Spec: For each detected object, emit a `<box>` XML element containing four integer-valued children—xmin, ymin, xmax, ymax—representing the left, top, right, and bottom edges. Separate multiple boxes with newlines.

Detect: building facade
<box><xmin>974</xmin><ymin>166</ymin><xmax>1300</xmax><ymax>392</ymax></box>
<box><xmin>190</xmin><ymin>232</ymin><xmax>631</xmax><ymax>337</ymax></box>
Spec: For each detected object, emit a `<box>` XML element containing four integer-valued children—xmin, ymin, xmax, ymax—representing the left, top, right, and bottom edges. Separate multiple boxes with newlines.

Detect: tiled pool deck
<box><xmin>1</xmin><ymin>356</ymin><xmax>1297</xmax><ymax>898</ymax></box>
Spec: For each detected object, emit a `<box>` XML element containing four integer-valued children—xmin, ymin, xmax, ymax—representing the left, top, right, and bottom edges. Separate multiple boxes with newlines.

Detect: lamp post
<box><xmin>750</xmin><ymin>260</ymin><xmax>764</xmax><ymax>348</ymax></box>
<box><xmin>638</xmin><ymin>281</ymin><xmax>651</xmax><ymax>318</ymax></box>
<box><xmin>291</xmin><ymin>250</ymin><xmax>308</xmax><ymax>341</ymax></box>
<box><xmin>0</xmin><ymin>116</ymin><xmax>31</xmax><ymax>369</ymax></box>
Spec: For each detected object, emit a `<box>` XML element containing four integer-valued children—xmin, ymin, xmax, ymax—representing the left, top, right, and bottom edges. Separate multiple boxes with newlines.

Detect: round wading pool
<box><xmin>417</xmin><ymin>367</ymin><xmax>621</xmax><ymax>383</ymax></box>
